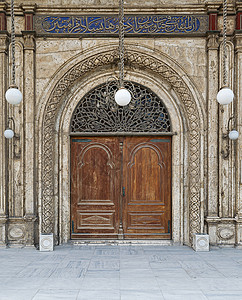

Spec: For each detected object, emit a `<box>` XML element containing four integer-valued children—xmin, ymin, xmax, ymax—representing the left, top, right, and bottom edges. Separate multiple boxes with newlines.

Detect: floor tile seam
<box><xmin>201</xmin><ymin>263</ymin><xmax>228</xmax><ymax>278</ymax></box>
<box><xmin>30</xmin><ymin>288</ymin><xmax>40</xmax><ymax>300</ymax></box>
<box><xmin>84</xmin><ymin>247</ymin><xmax>97</xmax><ymax>277</ymax></box>
<box><xmin>16</xmin><ymin>264</ymin><xmax>60</xmax><ymax>279</ymax></box>
<box><xmin>119</xmin><ymin>245</ymin><xmax>121</xmax><ymax>287</ymax></box>
<box><xmin>178</xmin><ymin>260</ymin><xmax>227</xmax><ymax>278</ymax></box>
<box><xmin>146</xmin><ymin>250</ymin><xmax>164</xmax><ymax>295</ymax></box>
<box><xmin>161</xmin><ymin>289</ymin><xmax>210</xmax><ymax>299</ymax></box>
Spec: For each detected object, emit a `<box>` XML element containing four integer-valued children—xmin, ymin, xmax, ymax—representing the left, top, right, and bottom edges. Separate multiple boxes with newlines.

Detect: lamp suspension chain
<box><xmin>10</xmin><ymin>0</ymin><xmax>16</xmax><ymax>87</ymax></box>
<box><xmin>223</xmin><ymin>0</ymin><xmax>227</xmax><ymax>87</ymax></box>
<box><xmin>119</xmin><ymin>0</ymin><xmax>125</xmax><ymax>88</ymax></box>
<box><xmin>114</xmin><ymin>0</ymin><xmax>131</xmax><ymax>106</ymax></box>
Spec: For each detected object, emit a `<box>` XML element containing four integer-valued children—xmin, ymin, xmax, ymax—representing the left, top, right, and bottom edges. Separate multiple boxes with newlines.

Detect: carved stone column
<box><xmin>206</xmin><ymin>32</ymin><xmax>220</xmax><ymax>244</ymax></box>
<box><xmin>234</xmin><ymin>31</ymin><xmax>242</xmax><ymax>246</ymax></box>
<box><xmin>0</xmin><ymin>3</ymin><xmax>7</xmax><ymax>32</ymax></box>
<box><xmin>22</xmin><ymin>32</ymin><xmax>37</xmax><ymax>247</ymax></box>
<box><xmin>0</xmin><ymin>33</ymin><xmax>8</xmax><ymax>247</ymax></box>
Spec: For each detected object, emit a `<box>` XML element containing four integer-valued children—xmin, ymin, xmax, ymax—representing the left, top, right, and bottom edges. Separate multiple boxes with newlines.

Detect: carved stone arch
<box><xmin>40</xmin><ymin>43</ymin><xmax>205</xmax><ymax>244</ymax></box>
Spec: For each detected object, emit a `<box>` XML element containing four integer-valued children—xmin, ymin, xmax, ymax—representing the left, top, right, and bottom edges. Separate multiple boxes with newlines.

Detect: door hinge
<box><xmin>122</xmin><ymin>186</ymin><xmax>125</xmax><ymax>197</ymax></box>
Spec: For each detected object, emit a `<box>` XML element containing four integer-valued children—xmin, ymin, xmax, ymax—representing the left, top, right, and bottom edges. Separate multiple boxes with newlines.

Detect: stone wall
<box><xmin>0</xmin><ymin>0</ymin><xmax>241</xmax><ymax>248</ymax></box>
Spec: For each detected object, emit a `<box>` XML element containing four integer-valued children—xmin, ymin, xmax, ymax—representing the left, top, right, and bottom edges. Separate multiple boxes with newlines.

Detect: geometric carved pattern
<box><xmin>71</xmin><ymin>81</ymin><xmax>171</xmax><ymax>133</ymax></box>
<box><xmin>78</xmin><ymin>213</ymin><xmax>114</xmax><ymax>228</ymax></box>
<box><xmin>41</xmin><ymin>48</ymin><xmax>201</xmax><ymax>243</ymax></box>
<box><xmin>129</xmin><ymin>213</ymin><xmax>163</xmax><ymax>228</ymax></box>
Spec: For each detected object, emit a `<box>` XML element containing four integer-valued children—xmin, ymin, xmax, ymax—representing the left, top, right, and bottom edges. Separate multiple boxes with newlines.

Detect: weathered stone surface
<box><xmin>0</xmin><ymin>0</ymin><xmax>241</xmax><ymax>248</ymax></box>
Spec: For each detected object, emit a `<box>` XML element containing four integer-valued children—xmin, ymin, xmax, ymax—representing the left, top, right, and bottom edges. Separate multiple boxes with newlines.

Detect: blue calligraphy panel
<box><xmin>35</xmin><ymin>15</ymin><xmax>208</xmax><ymax>35</ymax></box>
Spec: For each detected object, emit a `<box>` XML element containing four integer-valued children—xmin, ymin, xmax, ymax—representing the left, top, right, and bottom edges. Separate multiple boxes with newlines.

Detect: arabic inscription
<box><xmin>35</xmin><ymin>15</ymin><xmax>208</xmax><ymax>35</ymax></box>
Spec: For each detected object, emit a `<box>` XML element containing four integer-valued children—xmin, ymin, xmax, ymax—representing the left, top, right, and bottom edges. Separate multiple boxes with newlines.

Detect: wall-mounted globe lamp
<box><xmin>216</xmin><ymin>87</ymin><xmax>234</xmax><ymax>105</ymax></box>
<box><xmin>4</xmin><ymin>117</ymin><xmax>21</xmax><ymax>158</ymax></box>
<box><xmin>4</xmin><ymin>128</ymin><xmax>14</xmax><ymax>139</ymax></box>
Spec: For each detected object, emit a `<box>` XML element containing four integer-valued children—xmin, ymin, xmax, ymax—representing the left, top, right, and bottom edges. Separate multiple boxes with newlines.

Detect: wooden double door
<box><xmin>71</xmin><ymin>136</ymin><xmax>171</xmax><ymax>239</ymax></box>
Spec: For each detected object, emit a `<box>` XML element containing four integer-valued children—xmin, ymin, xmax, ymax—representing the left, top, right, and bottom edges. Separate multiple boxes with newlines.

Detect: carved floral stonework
<box><xmin>41</xmin><ymin>48</ymin><xmax>201</xmax><ymax>243</ymax></box>
<box><xmin>0</xmin><ymin>35</ymin><xmax>9</xmax><ymax>52</ymax></box>
<box><xmin>218</xmin><ymin>227</ymin><xmax>235</xmax><ymax>240</ymax></box>
<box><xmin>8</xmin><ymin>225</ymin><xmax>25</xmax><ymax>240</ymax></box>
<box><xmin>206</xmin><ymin>33</ymin><xmax>219</xmax><ymax>50</ymax></box>
<box><xmin>23</xmin><ymin>34</ymin><xmax>35</xmax><ymax>50</ymax></box>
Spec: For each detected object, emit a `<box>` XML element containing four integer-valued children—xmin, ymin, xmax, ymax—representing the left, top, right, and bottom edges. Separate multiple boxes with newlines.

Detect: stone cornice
<box><xmin>236</xmin><ymin>2</ymin><xmax>242</xmax><ymax>12</ymax></box>
<box><xmin>205</xmin><ymin>2</ymin><xmax>221</xmax><ymax>13</ymax></box>
<box><xmin>0</xmin><ymin>3</ymin><xmax>7</xmax><ymax>13</ymax></box>
<box><xmin>20</xmin><ymin>4</ymin><xmax>37</xmax><ymax>14</ymax></box>
<box><xmin>205</xmin><ymin>217</ymin><xmax>240</xmax><ymax>224</ymax></box>
<box><xmin>35</xmin><ymin>5</ymin><xmax>207</xmax><ymax>15</ymax></box>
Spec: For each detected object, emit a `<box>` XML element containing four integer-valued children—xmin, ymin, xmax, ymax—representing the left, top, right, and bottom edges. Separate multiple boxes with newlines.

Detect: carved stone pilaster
<box><xmin>236</xmin><ymin>3</ymin><xmax>242</xmax><ymax>30</ymax></box>
<box><xmin>0</xmin><ymin>3</ymin><xmax>7</xmax><ymax>32</ymax></box>
<box><xmin>233</xmin><ymin>32</ymin><xmax>242</xmax><ymax>239</ymax></box>
<box><xmin>206</xmin><ymin>3</ymin><xmax>220</xmax><ymax>31</ymax></box>
<box><xmin>206</xmin><ymin>33</ymin><xmax>220</xmax><ymax>239</ymax></box>
<box><xmin>21</xmin><ymin>4</ymin><xmax>36</xmax><ymax>32</ymax></box>
<box><xmin>0</xmin><ymin>217</ymin><xmax>7</xmax><ymax>247</ymax></box>
<box><xmin>22</xmin><ymin>31</ymin><xmax>36</xmax><ymax>247</ymax></box>
<box><xmin>206</xmin><ymin>217</ymin><xmax>237</xmax><ymax>246</ymax></box>
<box><xmin>24</xmin><ymin>215</ymin><xmax>38</xmax><ymax>247</ymax></box>
<box><xmin>234</xmin><ymin>32</ymin><xmax>242</xmax><ymax>53</ymax></box>
<box><xmin>0</xmin><ymin>34</ymin><xmax>9</xmax><ymax>247</ymax></box>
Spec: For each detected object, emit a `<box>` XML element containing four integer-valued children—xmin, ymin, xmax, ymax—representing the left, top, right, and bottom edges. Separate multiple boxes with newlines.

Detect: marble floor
<box><xmin>0</xmin><ymin>244</ymin><xmax>242</xmax><ymax>299</ymax></box>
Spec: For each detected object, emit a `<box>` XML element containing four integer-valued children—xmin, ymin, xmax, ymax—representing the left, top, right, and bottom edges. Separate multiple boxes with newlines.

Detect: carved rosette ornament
<box><xmin>41</xmin><ymin>49</ymin><xmax>201</xmax><ymax>243</ymax></box>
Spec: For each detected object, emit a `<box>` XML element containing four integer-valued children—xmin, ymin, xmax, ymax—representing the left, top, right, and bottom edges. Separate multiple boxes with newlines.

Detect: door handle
<box><xmin>122</xmin><ymin>187</ymin><xmax>125</xmax><ymax>197</ymax></box>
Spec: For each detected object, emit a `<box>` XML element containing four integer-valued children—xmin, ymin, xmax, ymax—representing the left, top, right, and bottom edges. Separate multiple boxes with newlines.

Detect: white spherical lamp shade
<box><xmin>115</xmin><ymin>88</ymin><xmax>131</xmax><ymax>106</ymax></box>
<box><xmin>5</xmin><ymin>87</ymin><xmax>23</xmax><ymax>105</ymax></box>
<box><xmin>216</xmin><ymin>87</ymin><xmax>234</xmax><ymax>105</ymax></box>
<box><xmin>229</xmin><ymin>130</ymin><xmax>239</xmax><ymax>140</ymax></box>
<box><xmin>4</xmin><ymin>129</ymin><xmax>14</xmax><ymax>139</ymax></box>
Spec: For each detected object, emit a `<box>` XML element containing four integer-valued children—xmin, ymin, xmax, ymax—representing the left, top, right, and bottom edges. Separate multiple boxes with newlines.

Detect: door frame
<box><xmin>39</xmin><ymin>57</ymin><xmax>205</xmax><ymax>246</ymax></box>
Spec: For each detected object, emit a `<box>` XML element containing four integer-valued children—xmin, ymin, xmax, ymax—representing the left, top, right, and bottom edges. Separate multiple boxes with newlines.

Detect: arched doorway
<box><xmin>38</xmin><ymin>43</ymin><xmax>205</xmax><ymax>246</ymax></box>
<box><xmin>70</xmin><ymin>81</ymin><xmax>172</xmax><ymax>239</ymax></box>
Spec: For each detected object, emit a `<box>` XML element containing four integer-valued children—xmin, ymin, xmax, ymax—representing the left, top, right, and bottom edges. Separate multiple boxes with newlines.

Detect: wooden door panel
<box><xmin>123</xmin><ymin>137</ymin><xmax>171</xmax><ymax>239</ymax></box>
<box><xmin>128</xmin><ymin>146</ymin><xmax>164</xmax><ymax>203</ymax></box>
<box><xmin>71</xmin><ymin>136</ymin><xmax>171</xmax><ymax>240</ymax></box>
<box><xmin>77</xmin><ymin>144</ymin><xmax>114</xmax><ymax>203</ymax></box>
<box><xmin>71</xmin><ymin>137</ymin><xmax>121</xmax><ymax>239</ymax></box>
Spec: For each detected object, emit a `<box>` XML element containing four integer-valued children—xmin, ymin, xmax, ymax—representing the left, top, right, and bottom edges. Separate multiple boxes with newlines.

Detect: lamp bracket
<box><xmin>221</xmin><ymin>115</ymin><xmax>237</xmax><ymax>159</ymax></box>
<box><xmin>7</xmin><ymin>117</ymin><xmax>21</xmax><ymax>158</ymax></box>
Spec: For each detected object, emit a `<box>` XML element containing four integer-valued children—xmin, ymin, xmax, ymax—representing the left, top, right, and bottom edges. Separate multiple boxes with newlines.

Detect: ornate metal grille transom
<box><xmin>70</xmin><ymin>81</ymin><xmax>171</xmax><ymax>133</ymax></box>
